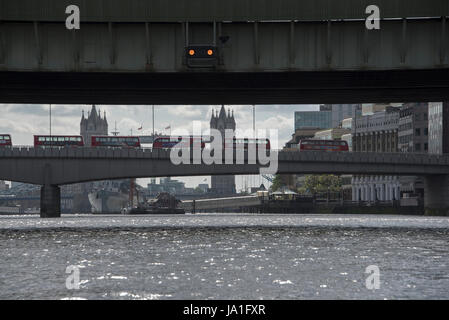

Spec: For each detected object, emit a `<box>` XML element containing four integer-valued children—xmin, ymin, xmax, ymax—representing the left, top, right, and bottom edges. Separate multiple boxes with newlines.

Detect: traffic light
<box><xmin>185</xmin><ymin>45</ymin><xmax>218</xmax><ymax>68</ymax></box>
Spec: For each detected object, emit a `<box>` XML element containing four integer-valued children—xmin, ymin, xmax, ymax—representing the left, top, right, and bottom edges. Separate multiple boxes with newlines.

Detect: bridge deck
<box><xmin>0</xmin><ymin>147</ymin><xmax>448</xmax><ymax>185</ymax></box>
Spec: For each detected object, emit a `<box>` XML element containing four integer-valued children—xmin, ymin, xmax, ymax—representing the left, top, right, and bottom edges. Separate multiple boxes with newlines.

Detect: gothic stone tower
<box><xmin>80</xmin><ymin>105</ymin><xmax>108</xmax><ymax>146</ymax></box>
<box><xmin>210</xmin><ymin>105</ymin><xmax>236</xmax><ymax>195</ymax></box>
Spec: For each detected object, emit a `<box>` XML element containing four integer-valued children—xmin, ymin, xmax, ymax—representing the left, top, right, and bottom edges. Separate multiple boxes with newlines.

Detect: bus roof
<box><xmin>92</xmin><ymin>135</ymin><xmax>139</xmax><ymax>138</ymax></box>
<box><xmin>34</xmin><ymin>135</ymin><xmax>82</xmax><ymax>137</ymax></box>
<box><xmin>300</xmin><ymin>139</ymin><xmax>347</xmax><ymax>143</ymax></box>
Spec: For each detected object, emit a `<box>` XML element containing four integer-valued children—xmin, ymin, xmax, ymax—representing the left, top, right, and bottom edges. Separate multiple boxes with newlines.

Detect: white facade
<box><xmin>352</xmin><ymin>176</ymin><xmax>400</xmax><ymax>202</ymax></box>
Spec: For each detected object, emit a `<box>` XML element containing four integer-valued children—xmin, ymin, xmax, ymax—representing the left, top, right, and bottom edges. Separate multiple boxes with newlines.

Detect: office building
<box><xmin>428</xmin><ymin>102</ymin><xmax>449</xmax><ymax>154</ymax></box>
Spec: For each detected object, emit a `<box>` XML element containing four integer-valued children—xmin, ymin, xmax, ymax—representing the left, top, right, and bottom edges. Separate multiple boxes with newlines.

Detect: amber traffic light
<box><xmin>185</xmin><ymin>45</ymin><xmax>218</xmax><ymax>68</ymax></box>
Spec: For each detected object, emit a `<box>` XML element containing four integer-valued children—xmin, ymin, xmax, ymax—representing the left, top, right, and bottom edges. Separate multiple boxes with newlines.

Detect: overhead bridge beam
<box><xmin>2</xmin><ymin>69</ymin><xmax>449</xmax><ymax>105</ymax></box>
<box><xmin>1</xmin><ymin>0</ymin><xmax>448</xmax><ymax>22</ymax></box>
<box><xmin>0</xmin><ymin>18</ymin><xmax>447</xmax><ymax>72</ymax></box>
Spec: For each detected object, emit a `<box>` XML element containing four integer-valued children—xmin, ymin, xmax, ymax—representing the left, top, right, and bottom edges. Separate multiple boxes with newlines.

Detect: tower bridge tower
<box><xmin>210</xmin><ymin>105</ymin><xmax>236</xmax><ymax>195</ymax></box>
<box><xmin>80</xmin><ymin>105</ymin><xmax>108</xmax><ymax>146</ymax></box>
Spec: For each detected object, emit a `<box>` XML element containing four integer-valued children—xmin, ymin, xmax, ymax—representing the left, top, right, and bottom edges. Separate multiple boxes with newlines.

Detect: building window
<box><xmin>415</xmin><ymin>143</ymin><xmax>421</xmax><ymax>151</ymax></box>
<box><xmin>424</xmin><ymin>143</ymin><xmax>428</xmax><ymax>151</ymax></box>
<box><xmin>424</xmin><ymin>128</ymin><xmax>428</xmax><ymax>136</ymax></box>
<box><xmin>415</xmin><ymin>128</ymin><xmax>421</xmax><ymax>136</ymax></box>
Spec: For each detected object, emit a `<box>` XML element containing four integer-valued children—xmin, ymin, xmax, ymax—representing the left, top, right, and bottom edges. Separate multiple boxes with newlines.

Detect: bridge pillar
<box><xmin>40</xmin><ymin>185</ymin><xmax>61</xmax><ymax>218</ymax></box>
<box><xmin>424</xmin><ymin>175</ymin><xmax>449</xmax><ymax>216</ymax></box>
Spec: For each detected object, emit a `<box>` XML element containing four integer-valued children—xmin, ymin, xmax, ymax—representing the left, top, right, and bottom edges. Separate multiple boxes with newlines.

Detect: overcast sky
<box><xmin>0</xmin><ymin>104</ymin><xmax>319</xmax><ymax>191</ymax></box>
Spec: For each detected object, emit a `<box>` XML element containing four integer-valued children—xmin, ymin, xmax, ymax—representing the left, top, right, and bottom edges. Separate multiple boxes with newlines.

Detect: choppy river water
<box><xmin>0</xmin><ymin>213</ymin><xmax>448</xmax><ymax>299</ymax></box>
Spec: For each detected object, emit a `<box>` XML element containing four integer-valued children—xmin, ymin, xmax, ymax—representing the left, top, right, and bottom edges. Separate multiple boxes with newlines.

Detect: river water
<box><xmin>0</xmin><ymin>213</ymin><xmax>448</xmax><ymax>300</ymax></box>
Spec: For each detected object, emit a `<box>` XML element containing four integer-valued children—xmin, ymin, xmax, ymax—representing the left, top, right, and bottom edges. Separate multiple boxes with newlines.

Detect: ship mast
<box><xmin>111</xmin><ymin>121</ymin><xmax>119</xmax><ymax>136</ymax></box>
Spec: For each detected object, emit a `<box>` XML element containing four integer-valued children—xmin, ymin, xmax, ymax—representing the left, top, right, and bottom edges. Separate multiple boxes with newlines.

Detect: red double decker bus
<box><xmin>298</xmin><ymin>139</ymin><xmax>349</xmax><ymax>152</ymax></box>
<box><xmin>224</xmin><ymin>138</ymin><xmax>271</xmax><ymax>150</ymax></box>
<box><xmin>91</xmin><ymin>136</ymin><xmax>141</xmax><ymax>148</ymax></box>
<box><xmin>0</xmin><ymin>134</ymin><xmax>12</xmax><ymax>147</ymax></box>
<box><xmin>153</xmin><ymin>136</ymin><xmax>205</xmax><ymax>149</ymax></box>
<box><xmin>34</xmin><ymin>135</ymin><xmax>84</xmax><ymax>147</ymax></box>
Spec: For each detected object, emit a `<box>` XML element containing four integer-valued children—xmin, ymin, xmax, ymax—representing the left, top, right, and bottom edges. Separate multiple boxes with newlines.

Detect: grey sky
<box><xmin>0</xmin><ymin>104</ymin><xmax>319</xmax><ymax>191</ymax></box>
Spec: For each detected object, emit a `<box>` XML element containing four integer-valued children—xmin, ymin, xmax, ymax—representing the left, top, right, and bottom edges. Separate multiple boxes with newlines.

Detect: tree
<box><xmin>299</xmin><ymin>174</ymin><xmax>342</xmax><ymax>195</ymax></box>
<box><xmin>270</xmin><ymin>174</ymin><xmax>285</xmax><ymax>192</ymax></box>
<box><xmin>194</xmin><ymin>186</ymin><xmax>204</xmax><ymax>194</ymax></box>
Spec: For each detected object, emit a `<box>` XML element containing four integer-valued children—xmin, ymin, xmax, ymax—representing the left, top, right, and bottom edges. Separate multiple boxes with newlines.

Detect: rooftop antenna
<box><xmin>111</xmin><ymin>121</ymin><xmax>119</xmax><ymax>136</ymax></box>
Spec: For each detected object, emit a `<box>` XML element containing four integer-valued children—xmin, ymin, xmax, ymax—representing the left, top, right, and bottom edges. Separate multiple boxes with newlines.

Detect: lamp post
<box><xmin>252</xmin><ymin>104</ymin><xmax>255</xmax><ymax>132</ymax></box>
<box><xmin>49</xmin><ymin>104</ymin><xmax>52</xmax><ymax>147</ymax></box>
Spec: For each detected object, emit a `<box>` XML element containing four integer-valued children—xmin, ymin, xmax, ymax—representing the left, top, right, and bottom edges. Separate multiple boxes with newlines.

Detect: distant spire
<box><xmin>91</xmin><ymin>104</ymin><xmax>97</xmax><ymax>118</ymax></box>
<box><xmin>219</xmin><ymin>105</ymin><xmax>226</xmax><ymax>119</ymax></box>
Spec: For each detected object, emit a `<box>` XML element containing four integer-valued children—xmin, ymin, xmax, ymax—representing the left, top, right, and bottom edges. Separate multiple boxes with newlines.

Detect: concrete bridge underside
<box><xmin>1</xmin><ymin>147</ymin><xmax>449</xmax><ymax>217</ymax></box>
<box><xmin>1</xmin><ymin>4</ymin><xmax>448</xmax><ymax>104</ymax></box>
<box><xmin>2</xmin><ymin>69</ymin><xmax>449</xmax><ymax>105</ymax></box>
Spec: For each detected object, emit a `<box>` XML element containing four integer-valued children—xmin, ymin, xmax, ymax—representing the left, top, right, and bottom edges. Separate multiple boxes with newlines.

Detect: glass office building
<box><xmin>294</xmin><ymin>111</ymin><xmax>332</xmax><ymax>130</ymax></box>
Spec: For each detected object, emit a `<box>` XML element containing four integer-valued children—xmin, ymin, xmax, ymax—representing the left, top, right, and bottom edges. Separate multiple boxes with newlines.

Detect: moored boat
<box><xmin>122</xmin><ymin>192</ymin><xmax>185</xmax><ymax>215</ymax></box>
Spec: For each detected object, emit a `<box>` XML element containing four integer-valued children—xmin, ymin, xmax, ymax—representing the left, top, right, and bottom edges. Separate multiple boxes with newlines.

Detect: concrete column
<box><xmin>424</xmin><ymin>175</ymin><xmax>449</xmax><ymax>216</ymax></box>
<box><xmin>380</xmin><ymin>184</ymin><xmax>385</xmax><ymax>201</ymax></box>
<box><xmin>40</xmin><ymin>185</ymin><xmax>61</xmax><ymax>218</ymax></box>
<box><xmin>373</xmin><ymin>132</ymin><xmax>379</xmax><ymax>152</ymax></box>
<box><xmin>390</xmin><ymin>184</ymin><xmax>394</xmax><ymax>200</ymax></box>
